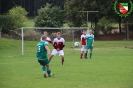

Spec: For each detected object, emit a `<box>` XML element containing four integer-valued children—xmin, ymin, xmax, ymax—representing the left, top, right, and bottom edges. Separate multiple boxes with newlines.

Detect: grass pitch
<box><xmin>0</xmin><ymin>38</ymin><xmax>133</xmax><ymax>88</ymax></box>
<box><xmin>25</xmin><ymin>18</ymin><xmax>119</xmax><ymax>28</ymax></box>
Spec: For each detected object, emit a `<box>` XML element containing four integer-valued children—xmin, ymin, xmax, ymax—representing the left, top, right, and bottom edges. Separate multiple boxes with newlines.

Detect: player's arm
<box><xmin>61</xmin><ymin>39</ymin><xmax>65</xmax><ymax>49</ymax></box>
<box><xmin>46</xmin><ymin>40</ymin><xmax>53</xmax><ymax>44</ymax></box>
<box><xmin>92</xmin><ymin>35</ymin><xmax>94</xmax><ymax>46</ymax></box>
<box><xmin>48</xmin><ymin>40</ymin><xmax>53</xmax><ymax>44</ymax></box>
<box><xmin>85</xmin><ymin>37</ymin><xmax>88</xmax><ymax>46</ymax></box>
<box><xmin>52</xmin><ymin>39</ymin><xmax>56</xmax><ymax>49</ymax></box>
<box><xmin>45</xmin><ymin>45</ymin><xmax>50</xmax><ymax>57</ymax></box>
<box><xmin>49</xmin><ymin>38</ymin><xmax>53</xmax><ymax>44</ymax></box>
<box><xmin>47</xmin><ymin>38</ymin><xmax>53</xmax><ymax>44</ymax></box>
<box><xmin>40</xmin><ymin>36</ymin><xmax>43</xmax><ymax>41</ymax></box>
<box><xmin>92</xmin><ymin>40</ymin><xmax>94</xmax><ymax>46</ymax></box>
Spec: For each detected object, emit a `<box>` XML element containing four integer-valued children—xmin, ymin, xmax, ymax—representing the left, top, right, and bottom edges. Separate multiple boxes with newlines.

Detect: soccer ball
<box><xmin>74</xmin><ymin>42</ymin><xmax>80</xmax><ymax>47</ymax></box>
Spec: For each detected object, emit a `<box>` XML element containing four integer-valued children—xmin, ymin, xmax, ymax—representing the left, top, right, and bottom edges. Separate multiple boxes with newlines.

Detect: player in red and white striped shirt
<box><xmin>80</xmin><ymin>30</ymin><xmax>86</xmax><ymax>59</ymax></box>
<box><xmin>49</xmin><ymin>32</ymin><xmax>65</xmax><ymax>65</ymax></box>
<box><xmin>40</xmin><ymin>31</ymin><xmax>53</xmax><ymax>44</ymax></box>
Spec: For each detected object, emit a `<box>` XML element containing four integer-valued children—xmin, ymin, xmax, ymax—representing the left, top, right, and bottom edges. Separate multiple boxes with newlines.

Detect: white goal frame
<box><xmin>21</xmin><ymin>27</ymin><xmax>89</xmax><ymax>55</ymax></box>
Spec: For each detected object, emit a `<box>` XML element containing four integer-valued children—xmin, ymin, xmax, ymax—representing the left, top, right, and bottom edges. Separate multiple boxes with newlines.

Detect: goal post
<box><xmin>21</xmin><ymin>27</ymin><xmax>89</xmax><ymax>55</ymax></box>
<box><xmin>21</xmin><ymin>27</ymin><xmax>24</xmax><ymax>55</ymax></box>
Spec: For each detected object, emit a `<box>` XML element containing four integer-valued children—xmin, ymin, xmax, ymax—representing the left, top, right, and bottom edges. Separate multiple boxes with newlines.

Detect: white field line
<box><xmin>0</xmin><ymin>59</ymin><xmax>61</xmax><ymax>65</ymax></box>
<box><xmin>73</xmin><ymin>47</ymin><xmax>127</xmax><ymax>50</ymax></box>
<box><xmin>0</xmin><ymin>61</ymin><xmax>33</xmax><ymax>65</ymax></box>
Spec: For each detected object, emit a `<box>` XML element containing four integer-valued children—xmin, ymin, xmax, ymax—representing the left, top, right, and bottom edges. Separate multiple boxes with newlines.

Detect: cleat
<box><xmin>62</xmin><ymin>59</ymin><xmax>64</xmax><ymax>65</ymax></box>
<box><xmin>48</xmin><ymin>74</ymin><xmax>54</xmax><ymax>77</ymax></box>
<box><xmin>44</xmin><ymin>74</ymin><xmax>47</xmax><ymax>78</ymax></box>
<box><xmin>62</xmin><ymin>62</ymin><xmax>64</xmax><ymax>65</ymax></box>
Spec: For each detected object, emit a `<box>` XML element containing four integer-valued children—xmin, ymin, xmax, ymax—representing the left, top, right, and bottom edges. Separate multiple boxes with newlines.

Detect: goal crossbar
<box><xmin>22</xmin><ymin>27</ymin><xmax>89</xmax><ymax>29</ymax></box>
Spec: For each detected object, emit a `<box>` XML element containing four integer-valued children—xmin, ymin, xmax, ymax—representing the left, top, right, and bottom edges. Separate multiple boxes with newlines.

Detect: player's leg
<box><xmin>89</xmin><ymin>46</ymin><xmax>93</xmax><ymax>58</ymax></box>
<box><xmin>59</xmin><ymin>50</ymin><xmax>64</xmax><ymax>65</ymax></box>
<box><xmin>42</xmin><ymin>66</ymin><xmax>47</xmax><ymax>78</ymax></box>
<box><xmin>38</xmin><ymin>60</ymin><xmax>47</xmax><ymax>78</ymax></box>
<box><xmin>80</xmin><ymin>45</ymin><xmax>85</xmax><ymax>59</ymax></box>
<box><xmin>49</xmin><ymin>49</ymin><xmax>58</xmax><ymax>61</ymax></box>
<box><xmin>49</xmin><ymin>55</ymin><xmax>54</xmax><ymax>61</ymax></box>
<box><xmin>45</xmin><ymin>64</ymin><xmax>54</xmax><ymax>77</ymax></box>
<box><xmin>45</xmin><ymin>58</ymin><xmax>54</xmax><ymax>77</ymax></box>
<box><xmin>84</xmin><ymin>50</ymin><xmax>88</xmax><ymax>59</ymax></box>
<box><xmin>60</xmin><ymin>55</ymin><xmax>64</xmax><ymax>65</ymax></box>
<box><xmin>80</xmin><ymin>51</ymin><xmax>84</xmax><ymax>59</ymax></box>
<box><xmin>84</xmin><ymin>46</ymin><xmax>89</xmax><ymax>59</ymax></box>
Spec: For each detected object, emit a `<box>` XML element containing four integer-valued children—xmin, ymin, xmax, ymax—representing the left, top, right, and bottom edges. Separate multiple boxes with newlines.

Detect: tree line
<box><xmin>0</xmin><ymin>0</ymin><xmax>133</xmax><ymax>35</ymax></box>
<box><xmin>0</xmin><ymin>0</ymin><xmax>65</xmax><ymax>16</ymax></box>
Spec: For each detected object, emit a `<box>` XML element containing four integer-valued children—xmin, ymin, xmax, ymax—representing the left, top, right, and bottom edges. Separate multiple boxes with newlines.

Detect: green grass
<box><xmin>25</xmin><ymin>18</ymin><xmax>119</xmax><ymax>28</ymax></box>
<box><xmin>63</xmin><ymin>22</ymin><xmax>119</xmax><ymax>28</ymax></box>
<box><xmin>24</xmin><ymin>19</ymin><xmax>35</xmax><ymax>27</ymax></box>
<box><xmin>0</xmin><ymin>38</ymin><xmax>133</xmax><ymax>88</ymax></box>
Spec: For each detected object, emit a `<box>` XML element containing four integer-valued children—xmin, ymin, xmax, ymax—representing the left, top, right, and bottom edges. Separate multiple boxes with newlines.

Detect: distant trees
<box><xmin>0</xmin><ymin>0</ymin><xmax>16</xmax><ymax>14</ymax></box>
<box><xmin>1</xmin><ymin>0</ymin><xmax>133</xmax><ymax>35</ymax></box>
<box><xmin>0</xmin><ymin>15</ymin><xmax>12</xmax><ymax>33</ymax></box>
<box><xmin>65</xmin><ymin>0</ymin><xmax>133</xmax><ymax>34</ymax></box>
<box><xmin>0</xmin><ymin>6</ymin><xmax>27</xmax><ymax>34</ymax></box>
<box><xmin>64</xmin><ymin>0</ymin><xmax>86</xmax><ymax>27</ymax></box>
<box><xmin>0</xmin><ymin>0</ymin><xmax>65</xmax><ymax>16</ymax></box>
<box><xmin>98</xmin><ymin>17</ymin><xmax>116</xmax><ymax>34</ymax></box>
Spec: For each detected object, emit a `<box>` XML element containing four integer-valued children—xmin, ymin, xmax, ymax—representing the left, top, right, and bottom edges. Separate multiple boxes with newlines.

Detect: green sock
<box><xmin>47</xmin><ymin>69</ymin><xmax>51</xmax><ymax>75</ymax></box>
<box><xmin>90</xmin><ymin>53</ymin><xmax>92</xmax><ymax>58</ymax></box>
<box><xmin>84</xmin><ymin>52</ymin><xmax>87</xmax><ymax>58</ymax></box>
<box><xmin>42</xmin><ymin>66</ymin><xmax>46</xmax><ymax>75</ymax></box>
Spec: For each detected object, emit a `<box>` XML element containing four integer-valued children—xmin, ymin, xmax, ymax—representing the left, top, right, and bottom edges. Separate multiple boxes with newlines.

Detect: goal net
<box><xmin>20</xmin><ymin>27</ymin><xmax>89</xmax><ymax>55</ymax></box>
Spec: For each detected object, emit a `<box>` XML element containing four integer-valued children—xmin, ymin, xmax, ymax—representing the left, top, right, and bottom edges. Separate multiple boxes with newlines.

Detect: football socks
<box><xmin>42</xmin><ymin>66</ymin><xmax>46</xmax><ymax>75</ymax></box>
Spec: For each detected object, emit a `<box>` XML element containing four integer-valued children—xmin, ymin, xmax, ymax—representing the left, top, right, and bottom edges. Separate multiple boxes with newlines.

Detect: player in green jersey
<box><xmin>36</xmin><ymin>35</ymin><xmax>54</xmax><ymax>78</ymax></box>
<box><xmin>84</xmin><ymin>30</ymin><xmax>94</xmax><ymax>59</ymax></box>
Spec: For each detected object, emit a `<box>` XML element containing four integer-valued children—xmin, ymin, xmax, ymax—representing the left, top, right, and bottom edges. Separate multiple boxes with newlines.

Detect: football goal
<box><xmin>21</xmin><ymin>27</ymin><xmax>89</xmax><ymax>55</ymax></box>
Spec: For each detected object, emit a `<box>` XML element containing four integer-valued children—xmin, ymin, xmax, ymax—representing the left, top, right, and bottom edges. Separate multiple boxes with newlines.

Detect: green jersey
<box><xmin>86</xmin><ymin>34</ymin><xmax>94</xmax><ymax>46</ymax></box>
<box><xmin>36</xmin><ymin>41</ymin><xmax>49</xmax><ymax>60</ymax></box>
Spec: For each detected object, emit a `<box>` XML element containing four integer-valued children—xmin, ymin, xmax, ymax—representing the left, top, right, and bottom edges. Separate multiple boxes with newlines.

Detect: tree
<box><xmin>98</xmin><ymin>17</ymin><xmax>116</xmax><ymax>34</ymax></box>
<box><xmin>0</xmin><ymin>15</ymin><xmax>12</xmax><ymax>34</ymax></box>
<box><xmin>0</xmin><ymin>0</ymin><xmax>16</xmax><ymax>14</ymax></box>
<box><xmin>35</xmin><ymin>3</ymin><xmax>64</xmax><ymax>27</ymax></box>
<box><xmin>8</xmin><ymin>6</ymin><xmax>28</xmax><ymax>30</ymax></box>
<box><xmin>0</xmin><ymin>6</ymin><xmax>27</xmax><ymax>34</ymax></box>
<box><xmin>64</xmin><ymin>0</ymin><xmax>87</xmax><ymax>27</ymax></box>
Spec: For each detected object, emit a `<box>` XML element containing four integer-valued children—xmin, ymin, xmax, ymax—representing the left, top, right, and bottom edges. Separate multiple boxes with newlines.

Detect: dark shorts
<box><xmin>86</xmin><ymin>45</ymin><xmax>93</xmax><ymax>50</ymax></box>
<box><xmin>38</xmin><ymin>59</ymin><xmax>49</xmax><ymax>66</ymax></box>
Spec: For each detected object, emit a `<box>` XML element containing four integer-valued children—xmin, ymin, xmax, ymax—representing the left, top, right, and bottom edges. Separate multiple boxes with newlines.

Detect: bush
<box><xmin>98</xmin><ymin>17</ymin><xmax>116</xmax><ymax>34</ymax></box>
<box><xmin>0</xmin><ymin>15</ymin><xmax>12</xmax><ymax>34</ymax></box>
<box><xmin>8</xmin><ymin>6</ymin><xmax>28</xmax><ymax>30</ymax></box>
<box><xmin>0</xmin><ymin>6</ymin><xmax>28</xmax><ymax>34</ymax></box>
<box><xmin>34</xmin><ymin>3</ymin><xmax>65</xmax><ymax>32</ymax></box>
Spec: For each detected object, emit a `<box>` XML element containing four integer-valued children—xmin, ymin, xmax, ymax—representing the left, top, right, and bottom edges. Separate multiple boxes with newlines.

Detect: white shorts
<box><xmin>81</xmin><ymin>45</ymin><xmax>86</xmax><ymax>51</ymax></box>
<box><xmin>51</xmin><ymin>49</ymin><xmax>64</xmax><ymax>56</ymax></box>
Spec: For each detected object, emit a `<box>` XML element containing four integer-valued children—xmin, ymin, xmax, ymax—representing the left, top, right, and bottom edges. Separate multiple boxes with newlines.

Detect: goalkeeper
<box><xmin>84</xmin><ymin>30</ymin><xmax>94</xmax><ymax>59</ymax></box>
<box><xmin>36</xmin><ymin>35</ymin><xmax>54</xmax><ymax>78</ymax></box>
